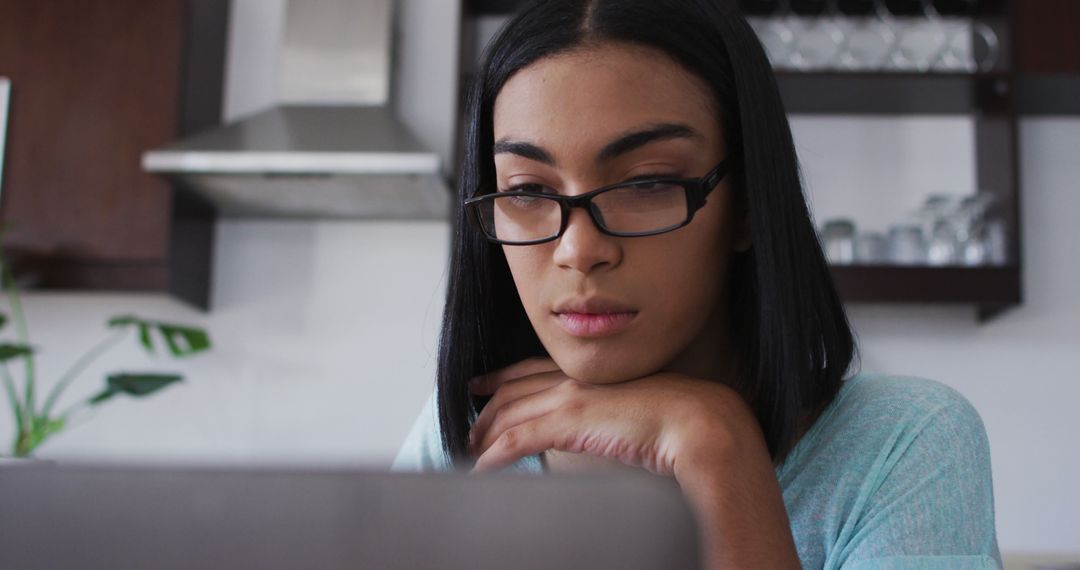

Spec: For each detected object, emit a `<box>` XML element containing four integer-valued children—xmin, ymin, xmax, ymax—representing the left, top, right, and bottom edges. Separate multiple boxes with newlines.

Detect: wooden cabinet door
<box><xmin>0</xmin><ymin>0</ymin><xmax>184</xmax><ymax>289</ymax></box>
<box><xmin>1015</xmin><ymin>0</ymin><xmax>1080</xmax><ymax>73</ymax></box>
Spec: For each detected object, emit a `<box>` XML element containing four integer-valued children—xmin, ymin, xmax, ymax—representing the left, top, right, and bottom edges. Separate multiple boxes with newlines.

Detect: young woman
<box><xmin>393</xmin><ymin>1</ymin><xmax>1001</xmax><ymax>567</ymax></box>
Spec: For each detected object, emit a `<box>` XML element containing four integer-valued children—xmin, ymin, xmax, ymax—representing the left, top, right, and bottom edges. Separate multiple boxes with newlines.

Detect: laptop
<box><xmin>0</xmin><ymin>463</ymin><xmax>701</xmax><ymax>569</ymax></box>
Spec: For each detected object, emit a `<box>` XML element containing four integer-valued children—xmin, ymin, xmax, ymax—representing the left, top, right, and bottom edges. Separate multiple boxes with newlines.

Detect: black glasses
<box><xmin>465</xmin><ymin>152</ymin><xmax>739</xmax><ymax>246</ymax></box>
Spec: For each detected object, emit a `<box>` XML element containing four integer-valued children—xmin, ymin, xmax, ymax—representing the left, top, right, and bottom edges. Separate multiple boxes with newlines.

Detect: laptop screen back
<box><xmin>0</xmin><ymin>464</ymin><xmax>701</xmax><ymax>570</ymax></box>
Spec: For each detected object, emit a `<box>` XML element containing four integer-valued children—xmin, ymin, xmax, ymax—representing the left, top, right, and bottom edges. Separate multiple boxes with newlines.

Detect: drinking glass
<box><xmin>822</xmin><ymin>219</ymin><xmax>857</xmax><ymax>264</ymax></box>
<box><xmin>889</xmin><ymin>3</ymin><xmax>949</xmax><ymax>71</ymax></box>
<box><xmin>789</xmin><ymin>17</ymin><xmax>847</xmax><ymax>70</ymax></box>
<box><xmin>952</xmin><ymin>193</ymin><xmax>997</xmax><ymax>266</ymax></box>
<box><xmin>984</xmin><ymin>218</ymin><xmax>1008</xmax><ymax>265</ymax></box>
<box><xmin>927</xmin><ymin>217</ymin><xmax>960</xmax><ymax>265</ymax></box>
<box><xmin>915</xmin><ymin>193</ymin><xmax>957</xmax><ymax>238</ymax></box>
<box><xmin>855</xmin><ymin>231</ymin><xmax>890</xmax><ymax>264</ymax></box>
<box><xmin>839</xmin><ymin>16</ymin><xmax>896</xmax><ymax>70</ymax></box>
<box><xmin>971</xmin><ymin>21</ymin><xmax>1001</xmax><ymax>72</ymax></box>
<box><xmin>887</xmin><ymin>224</ymin><xmax>927</xmax><ymax>264</ymax></box>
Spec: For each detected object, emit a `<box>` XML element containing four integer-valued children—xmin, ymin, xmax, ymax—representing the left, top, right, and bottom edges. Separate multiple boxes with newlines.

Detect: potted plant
<box><xmin>0</xmin><ymin>237</ymin><xmax>212</xmax><ymax>459</ymax></box>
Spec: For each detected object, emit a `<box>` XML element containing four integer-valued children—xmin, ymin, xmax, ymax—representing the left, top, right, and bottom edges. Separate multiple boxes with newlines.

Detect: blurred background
<box><xmin>0</xmin><ymin>0</ymin><xmax>1077</xmax><ymax>567</ymax></box>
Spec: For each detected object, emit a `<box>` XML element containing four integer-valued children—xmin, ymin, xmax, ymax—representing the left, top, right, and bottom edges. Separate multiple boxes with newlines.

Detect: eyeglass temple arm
<box><xmin>696</xmin><ymin>150</ymin><xmax>740</xmax><ymax>207</ymax></box>
<box><xmin>706</xmin><ymin>150</ymin><xmax>740</xmax><ymax>188</ymax></box>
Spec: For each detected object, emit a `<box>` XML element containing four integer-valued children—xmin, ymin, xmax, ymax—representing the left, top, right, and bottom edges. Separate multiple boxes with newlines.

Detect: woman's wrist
<box><xmin>673</xmin><ymin>409</ymin><xmax>801</xmax><ymax>570</ymax></box>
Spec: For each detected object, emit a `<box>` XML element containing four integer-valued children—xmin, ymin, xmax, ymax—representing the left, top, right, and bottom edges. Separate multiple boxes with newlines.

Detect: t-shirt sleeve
<box><xmin>836</xmin><ymin>380</ymin><xmax>1002</xmax><ymax>569</ymax></box>
<box><xmin>390</xmin><ymin>389</ymin><xmax>454</xmax><ymax>472</ymax></box>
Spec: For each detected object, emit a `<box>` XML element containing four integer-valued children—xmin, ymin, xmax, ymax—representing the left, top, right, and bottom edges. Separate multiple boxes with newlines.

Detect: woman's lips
<box><xmin>554</xmin><ymin>311</ymin><xmax>638</xmax><ymax>338</ymax></box>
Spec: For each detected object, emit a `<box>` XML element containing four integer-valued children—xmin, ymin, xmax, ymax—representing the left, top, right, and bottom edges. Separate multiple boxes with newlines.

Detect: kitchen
<box><xmin>0</xmin><ymin>0</ymin><xmax>1078</xmax><ymax>568</ymax></box>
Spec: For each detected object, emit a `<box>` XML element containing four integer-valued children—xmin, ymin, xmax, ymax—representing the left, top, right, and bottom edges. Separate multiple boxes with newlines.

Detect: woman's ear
<box><xmin>732</xmin><ymin>210</ymin><xmax>752</xmax><ymax>252</ymax></box>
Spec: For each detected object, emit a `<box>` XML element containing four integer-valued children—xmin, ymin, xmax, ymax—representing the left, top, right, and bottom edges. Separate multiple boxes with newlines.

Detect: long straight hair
<box><xmin>437</xmin><ymin>0</ymin><xmax>858</xmax><ymax>469</ymax></box>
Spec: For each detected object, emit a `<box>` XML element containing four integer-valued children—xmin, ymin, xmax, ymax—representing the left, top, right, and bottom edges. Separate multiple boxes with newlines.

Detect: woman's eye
<box><xmin>500</xmin><ymin>183</ymin><xmax>551</xmax><ymax>193</ymax></box>
<box><xmin>624</xmin><ymin>174</ymin><xmax>680</xmax><ymax>190</ymax></box>
<box><xmin>625</xmin><ymin>173</ymin><xmax>679</xmax><ymax>184</ymax></box>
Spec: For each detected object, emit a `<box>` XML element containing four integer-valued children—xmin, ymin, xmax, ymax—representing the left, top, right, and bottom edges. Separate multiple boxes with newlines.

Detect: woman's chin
<box><xmin>539</xmin><ymin>330</ymin><xmax>670</xmax><ymax>384</ymax></box>
<box><xmin>552</xmin><ymin>353</ymin><xmax>654</xmax><ymax>385</ymax></box>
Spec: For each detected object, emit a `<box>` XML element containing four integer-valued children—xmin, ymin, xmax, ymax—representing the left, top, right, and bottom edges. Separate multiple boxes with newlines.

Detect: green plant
<box><xmin>0</xmin><ymin>246</ymin><xmax>211</xmax><ymax>457</ymax></box>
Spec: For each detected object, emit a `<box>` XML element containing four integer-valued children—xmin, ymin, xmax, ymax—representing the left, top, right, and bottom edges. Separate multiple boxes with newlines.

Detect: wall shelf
<box><xmin>830</xmin><ymin>265</ymin><xmax>1022</xmax><ymax>321</ymax></box>
<box><xmin>775</xmin><ymin>72</ymin><xmax>1010</xmax><ymax>115</ymax></box>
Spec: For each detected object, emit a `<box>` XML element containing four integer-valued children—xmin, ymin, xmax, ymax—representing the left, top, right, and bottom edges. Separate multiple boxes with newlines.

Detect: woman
<box><xmin>392</xmin><ymin>0</ymin><xmax>1001</xmax><ymax>567</ymax></box>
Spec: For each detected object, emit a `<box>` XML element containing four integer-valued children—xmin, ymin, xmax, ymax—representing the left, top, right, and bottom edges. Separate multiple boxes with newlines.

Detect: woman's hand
<box><xmin>466</xmin><ymin>356</ymin><xmax>761</xmax><ymax>482</ymax></box>
<box><xmin>467</xmin><ymin>356</ymin><xmax>802</xmax><ymax>569</ymax></box>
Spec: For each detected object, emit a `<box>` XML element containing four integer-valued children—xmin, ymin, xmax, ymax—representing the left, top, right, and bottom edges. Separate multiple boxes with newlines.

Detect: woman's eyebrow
<box><xmin>493</xmin><ymin>141</ymin><xmax>556</xmax><ymax>165</ymax></box>
<box><xmin>596</xmin><ymin>123</ymin><xmax>701</xmax><ymax>162</ymax></box>
<box><xmin>492</xmin><ymin>123</ymin><xmax>701</xmax><ymax>166</ymax></box>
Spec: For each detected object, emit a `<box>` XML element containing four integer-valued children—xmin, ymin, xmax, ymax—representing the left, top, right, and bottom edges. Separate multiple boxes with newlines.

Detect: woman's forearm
<box><xmin>675</xmin><ymin>430</ymin><xmax>802</xmax><ymax>569</ymax></box>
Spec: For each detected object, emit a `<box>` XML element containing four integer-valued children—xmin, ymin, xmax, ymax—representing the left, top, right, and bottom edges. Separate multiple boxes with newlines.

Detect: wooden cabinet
<box><xmin>1014</xmin><ymin>0</ymin><xmax>1080</xmax><ymax>115</ymax></box>
<box><xmin>1015</xmin><ymin>0</ymin><xmax>1080</xmax><ymax>73</ymax></box>
<box><xmin>0</xmin><ymin>0</ymin><xmax>226</xmax><ymax>308</ymax></box>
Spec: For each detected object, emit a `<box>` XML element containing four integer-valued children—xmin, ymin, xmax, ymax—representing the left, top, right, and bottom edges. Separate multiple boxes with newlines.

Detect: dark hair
<box><xmin>436</xmin><ymin>0</ymin><xmax>858</xmax><ymax>469</ymax></box>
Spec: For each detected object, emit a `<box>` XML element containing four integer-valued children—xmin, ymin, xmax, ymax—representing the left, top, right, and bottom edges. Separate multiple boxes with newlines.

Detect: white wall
<box><xmin>1</xmin><ymin>2</ymin><xmax>1077</xmax><ymax>563</ymax></box>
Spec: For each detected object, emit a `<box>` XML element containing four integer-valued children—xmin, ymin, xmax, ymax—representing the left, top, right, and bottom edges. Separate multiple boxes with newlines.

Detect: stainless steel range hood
<box><xmin>142</xmin><ymin>0</ymin><xmax>449</xmax><ymax>219</ymax></box>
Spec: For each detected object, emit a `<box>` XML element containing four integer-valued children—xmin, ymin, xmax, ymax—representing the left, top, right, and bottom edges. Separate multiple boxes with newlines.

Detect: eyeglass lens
<box><xmin>476</xmin><ymin>181</ymin><xmax>690</xmax><ymax>243</ymax></box>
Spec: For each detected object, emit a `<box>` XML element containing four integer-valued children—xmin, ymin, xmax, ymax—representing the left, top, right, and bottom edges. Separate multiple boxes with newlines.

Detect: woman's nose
<box><xmin>552</xmin><ymin>207</ymin><xmax>623</xmax><ymax>274</ymax></box>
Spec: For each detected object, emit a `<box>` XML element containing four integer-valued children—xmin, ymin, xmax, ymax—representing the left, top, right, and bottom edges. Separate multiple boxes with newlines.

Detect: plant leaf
<box><xmin>32</xmin><ymin>415</ymin><xmax>66</xmax><ymax>438</ymax></box>
<box><xmin>26</xmin><ymin>415</ymin><xmax>67</xmax><ymax>452</ymax></box>
<box><xmin>107</xmin><ymin>315</ymin><xmax>139</xmax><ymax>328</ymax></box>
<box><xmin>0</xmin><ymin>312</ymin><xmax>7</xmax><ymax>330</ymax></box>
<box><xmin>89</xmin><ymin>373</ymin><xmax>183</xmax><ymax>406</ymax></box>
<box><xmin>157</xmin><ymin>324</ymin><xmax>211</xmax><ymax>357</ymax></box>
<box><xmin>105</xmin><ymin>315</ymin><xmax>211</xmax><ymax>357</ymax></box>
<box><xmin>108</xmin><ymin>315</ymin><xmax>155</xmax><ymax>353</ymax></box>
<box><xmin>0</xmin><ymin>343</ymin><xmax>33</xmax><ymax>361</ymax></box>
<box><xmin>107</xmin><ymin>373</ymin><xmax>183</xmax><ymax>397</ymax></box>
<box><xmin>138</xmin><ymin>323</ymin><xmax>154</xmax><ymax>353</ymax></box>
<box><xmin>88</xmin><ymin>387</ymin><xmax>119</xmax><ymax>405</ymax></box>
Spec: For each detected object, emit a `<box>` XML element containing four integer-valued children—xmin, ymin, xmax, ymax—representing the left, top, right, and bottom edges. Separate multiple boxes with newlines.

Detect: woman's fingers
<box><xmin>471</xmin><ymin>405</ymin><xmax>581</xmax><ymax>473</ymax></box>
<box><xmin>468</xmin><ymin>371</ymin><xmax>565</xmax><ymax>451</ymax></box>
<box><xmin>471</xmin><ymin>380</ymin><xmax>593</xmax><ymax>457</ymax></box>
<box><xmin>468</xmin><ymin>356</ymin><xmax>560</xmax><ymax>395</ymax></box>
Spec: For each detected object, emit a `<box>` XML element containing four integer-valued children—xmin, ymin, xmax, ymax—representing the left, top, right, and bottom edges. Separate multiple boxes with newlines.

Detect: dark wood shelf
<box><xmin>1016</xmin><ymin>73</ymin><xmax>1080</xmax><ymax>116</ymax></box>
<box><xmin>775</xmin><ymin>71</ymin><xmax>1079</xmax><ymax>116</ymax></box>
<box><xmin>830</xmin><ymin>265</ymin><xmax>1022</xmax><ymax>320</ymax></box>
<box><xmin>776</xmin><ymin>72</ymin><xmax>1013</xmax><ymax>115</ymax></box>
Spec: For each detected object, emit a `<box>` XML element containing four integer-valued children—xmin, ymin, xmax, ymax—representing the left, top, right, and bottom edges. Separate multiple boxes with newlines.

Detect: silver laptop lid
<box><xmin>0</xmin><ymin>463</ymin><xmax>701</xmax><ymax>570</ymax></box>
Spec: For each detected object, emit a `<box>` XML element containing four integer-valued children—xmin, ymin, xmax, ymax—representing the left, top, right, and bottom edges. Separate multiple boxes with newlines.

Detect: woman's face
<box><xmin>492</xmin><ymin>42</ymin><xmax>748</xmax><ymax>384</ymax></box>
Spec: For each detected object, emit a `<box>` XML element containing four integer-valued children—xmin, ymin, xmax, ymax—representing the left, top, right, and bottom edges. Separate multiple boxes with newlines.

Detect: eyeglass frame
<box><xmin>464</xmin><ymin>150</ymin><xmax>740</xmax><ymax>246</ymax></box>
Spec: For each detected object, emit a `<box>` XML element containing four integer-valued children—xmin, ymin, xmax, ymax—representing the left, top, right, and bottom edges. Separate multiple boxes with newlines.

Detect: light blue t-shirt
<box><xmin>391</xmin><ymin>372</ymin><xmax>1003</xmax><ymax>569</ymax></box>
